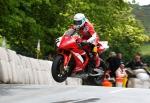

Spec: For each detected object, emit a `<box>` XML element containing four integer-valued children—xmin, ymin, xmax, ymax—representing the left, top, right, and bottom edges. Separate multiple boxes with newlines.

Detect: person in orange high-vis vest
<box><xmin>115</xmin><ymin>63</ymin><xmax>128</xmax><ymax>87</ymax></box>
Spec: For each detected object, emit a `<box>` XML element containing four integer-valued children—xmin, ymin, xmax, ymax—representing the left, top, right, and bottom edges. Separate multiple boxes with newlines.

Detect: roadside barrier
<box><xmin>0</xmin><ymin>47</ymin><xmax>82</xmax><ymax>85</ymax></box>
<box><xmin>127</xmin><ymin>69</ymin><xmax>150</xmax><ymax>88</ymax></box>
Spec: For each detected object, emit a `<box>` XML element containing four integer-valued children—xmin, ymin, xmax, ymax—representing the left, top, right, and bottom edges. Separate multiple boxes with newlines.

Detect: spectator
<box><xmin>126</xmin><ymin>54</ymin><xmax>150</xmax><ymax>88</ymax></box>
<box><xmin>115</xmin><ymin>63</ymin><xmax>128</xmax><ymax>87</ymax></box>
<box><xmin>106</xmin><ymin>52</ymin><xmax>123</xmax><ymax>78</ymax></box>
<box><xmin>116</xmin><ymin>63</ymin><xmax>127</xmax><ymax>78</ymax></box>
<box><xmin>126</xmin><ymin>54</ymin><xmax>144</xmax><ymax>70</ymax></box>
<box><xmin>115</xmin><ymin>53</ymin><xmax>123</xmax><ymax>68</ymax></box>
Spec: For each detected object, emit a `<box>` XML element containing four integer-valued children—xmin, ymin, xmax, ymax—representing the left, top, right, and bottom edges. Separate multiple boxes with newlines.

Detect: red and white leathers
<box><xmin>66</xmin><ymin>20</ymin><xmax>100</xmax><ymax>72</ymax></box>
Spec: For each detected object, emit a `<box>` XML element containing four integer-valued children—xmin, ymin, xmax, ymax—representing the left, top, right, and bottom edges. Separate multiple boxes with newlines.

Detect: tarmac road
<box><xmin>0</xmin><ymin>84</ymin><xmax>150</xmax><ymax>103</ymax></box>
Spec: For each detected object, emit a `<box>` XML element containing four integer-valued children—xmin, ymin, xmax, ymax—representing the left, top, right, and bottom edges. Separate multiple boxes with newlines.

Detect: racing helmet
<box><xmin>74</xmin><ymin>13</ymin><xmax>86</xmax><ymax>29</ymax></box>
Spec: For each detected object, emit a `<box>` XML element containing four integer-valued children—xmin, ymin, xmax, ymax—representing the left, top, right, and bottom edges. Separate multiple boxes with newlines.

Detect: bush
<box><xmin>142</xmin><ymin>55</ymin><xmax>150</xmax><ymax>67</ymax></box>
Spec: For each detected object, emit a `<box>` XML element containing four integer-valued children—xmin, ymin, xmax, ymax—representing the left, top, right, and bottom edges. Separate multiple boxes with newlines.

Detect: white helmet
<box><xmin>74</xmin><ymin>13</ymin><xmax>86</xmax><ymax>29</ymax></box>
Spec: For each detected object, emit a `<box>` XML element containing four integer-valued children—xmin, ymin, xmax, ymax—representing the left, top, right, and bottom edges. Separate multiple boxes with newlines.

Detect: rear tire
<box><xmin>87</xmin><ymin>75</ymin><xmax>104</xmax><ymax>86</ymax></box>
<box><xmin>51</xmin><ymin>55</ymin><xmax>67</xmax><ymax>82</ymax></box>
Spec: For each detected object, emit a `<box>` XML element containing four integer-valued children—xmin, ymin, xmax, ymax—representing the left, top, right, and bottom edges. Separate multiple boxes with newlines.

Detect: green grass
<box><xmin>140</xmin><ymin>44</ymin><xmax>150</xmax><ymax>56</ymax></box>
<box><xmin>140</xmin><ymin>44</ymin><xmax>150</xmax><ymax>68</ymax></box>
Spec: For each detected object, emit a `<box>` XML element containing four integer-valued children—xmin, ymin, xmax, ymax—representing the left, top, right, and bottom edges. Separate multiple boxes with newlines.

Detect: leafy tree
<box><xmin>60</xmin><ymin>0</ymin><xmax>149</xmax><ymax>60</ymax></box>
<box><xmin>0</xmin><ymin>0</ymin><xmax>149</xmax><ymax>61</ymax></box>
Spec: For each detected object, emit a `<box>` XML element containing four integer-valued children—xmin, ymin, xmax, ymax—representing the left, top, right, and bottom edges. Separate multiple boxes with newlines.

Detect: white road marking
<box><xmin>109</xmin><ymin>88</ymin><xmax>131</xmax><ymax>94</ymax></box>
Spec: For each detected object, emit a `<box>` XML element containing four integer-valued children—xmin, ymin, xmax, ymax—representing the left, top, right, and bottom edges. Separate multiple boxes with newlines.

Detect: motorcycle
<box><xmin>51</xmin><ymin>31</ymin><xmax>108</xmax><ymax>85</ymax></box>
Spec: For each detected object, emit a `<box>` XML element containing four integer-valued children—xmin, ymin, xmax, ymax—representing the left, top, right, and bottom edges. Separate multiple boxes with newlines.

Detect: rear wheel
<box><xmin>51</xmin><ymin>55</ymin><xmax>68</xmax><ymax>82</ymax></box>
<box><xmin>91</xmin><ymin>59</ymin><xmax>106</xmax><ymax>85</ymax></box>
<box><xmin>82</xmin><ymin>75</ymin><xmax>104</xmax><ymax>86</ymax></box>
<box><xmin>91</xmin><ymin>75</ymin><xmax>104</xmax><ymax>85</ymax></box>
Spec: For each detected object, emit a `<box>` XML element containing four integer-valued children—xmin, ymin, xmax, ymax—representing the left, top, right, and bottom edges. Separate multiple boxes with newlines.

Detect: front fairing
<box><xmin>58</xmin><ymin>35</ymin><xmax>79</xmax><ymax>50</ymax></box>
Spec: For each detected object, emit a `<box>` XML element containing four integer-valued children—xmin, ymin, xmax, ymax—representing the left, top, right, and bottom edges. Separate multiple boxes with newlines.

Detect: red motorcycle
<box><xmin>52</xmin><ymin>31</ymin><xmax>108</xmax><ymax>84</ymax></box>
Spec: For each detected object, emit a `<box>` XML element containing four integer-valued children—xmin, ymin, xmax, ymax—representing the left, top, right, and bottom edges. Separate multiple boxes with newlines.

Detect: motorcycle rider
<box><xmin>65</xmin><ymin>13</ymin><xmax>101</xmax><ymax>74</ymax></box>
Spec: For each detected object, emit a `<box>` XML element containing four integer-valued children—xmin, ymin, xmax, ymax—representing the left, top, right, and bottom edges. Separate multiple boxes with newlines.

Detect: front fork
<box><xmin>58</xmin><ymin>51</ymin><xmax>72</xmax><ymax>71</ymax></box>
<box><xmin>58</xmin><ymin>50</ymin><xmax>89</xmax><ymax>73</ymax></box>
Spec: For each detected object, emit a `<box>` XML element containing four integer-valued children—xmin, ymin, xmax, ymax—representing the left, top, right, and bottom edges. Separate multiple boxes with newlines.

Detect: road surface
<box><xmin>0</xmin><ymin>84</ymin><xmax>150</xmax><ymax>103</ymax></box>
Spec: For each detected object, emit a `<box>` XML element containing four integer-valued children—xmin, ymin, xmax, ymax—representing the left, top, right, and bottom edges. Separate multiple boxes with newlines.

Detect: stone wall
<box><xmin>0</xmin><ymin>47</ymin><xmax>82</xmax><ymax>85</ymax></box>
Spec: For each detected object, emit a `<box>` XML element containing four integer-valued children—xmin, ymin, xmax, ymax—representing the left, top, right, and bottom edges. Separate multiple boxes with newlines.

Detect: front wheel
<box><xmin>51</xmin><ymin>55</ymin><xmax>68</xmax><ymax>82</ymax></box>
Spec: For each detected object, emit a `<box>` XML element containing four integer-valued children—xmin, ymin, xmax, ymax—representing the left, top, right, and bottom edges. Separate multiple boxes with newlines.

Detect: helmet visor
<box><xmin>74</xmin><ymin>20</ymin><xmax>82</xmax><ymax>26</ymax></box>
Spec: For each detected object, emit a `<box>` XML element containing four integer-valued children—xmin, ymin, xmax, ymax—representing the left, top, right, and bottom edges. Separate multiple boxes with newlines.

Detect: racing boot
<box><xmin>89</xmin><ymin>53</ymin><xmax>102</xmax><ymax>76</ymax></box>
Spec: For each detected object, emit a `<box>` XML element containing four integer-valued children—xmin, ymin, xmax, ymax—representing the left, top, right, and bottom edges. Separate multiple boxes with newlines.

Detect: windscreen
<box><xmin>64</xmin><ymin>28</ymin><xmax>76</xmax><ymax>36</ymax></box>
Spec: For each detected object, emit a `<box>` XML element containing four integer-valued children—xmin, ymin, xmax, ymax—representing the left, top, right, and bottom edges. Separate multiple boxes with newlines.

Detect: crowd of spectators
<box><xmin>103</xmin><ymin>51</ymin><xmax>149</xmax><ymax>87</ymax></box>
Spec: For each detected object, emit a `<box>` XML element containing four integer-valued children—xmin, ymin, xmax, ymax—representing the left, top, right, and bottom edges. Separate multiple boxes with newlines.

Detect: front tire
<box><xmin>51</xmin><ymin>55</ymin><xmax>67</xmax><ymax>82</ymax></box>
